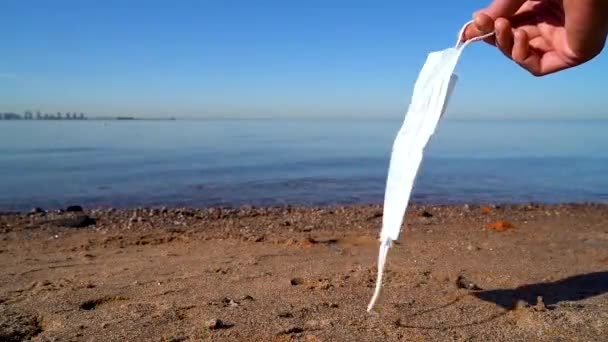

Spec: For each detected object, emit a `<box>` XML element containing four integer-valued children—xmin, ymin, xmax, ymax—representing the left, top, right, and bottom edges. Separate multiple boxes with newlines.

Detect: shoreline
<box><xmin>1</xmin><ymin>203</ymin><xmax>607</xmax><ymax>340</ymax></box>
<box><xmin>3</xmin><ymin>201</ymin><xmax>608</xmax><ymax>216</ymax></box>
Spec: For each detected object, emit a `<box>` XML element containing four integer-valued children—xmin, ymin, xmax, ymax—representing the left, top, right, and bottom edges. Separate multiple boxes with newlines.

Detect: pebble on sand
<box><xmin>206</xmin><ymin>319</ymin><xmax>230</xmax><ymax>330</ymax></box>
<box><xmin>456</xmin><ymin>275</ymin><xmax>483</xmax><ymax>290</ymax></box>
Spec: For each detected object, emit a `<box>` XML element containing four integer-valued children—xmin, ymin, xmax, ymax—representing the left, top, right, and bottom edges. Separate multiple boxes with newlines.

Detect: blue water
<box><xmin>1</xmin><ymin>119</ymin><xmax>607</xmax><ymax>211</ymax></box>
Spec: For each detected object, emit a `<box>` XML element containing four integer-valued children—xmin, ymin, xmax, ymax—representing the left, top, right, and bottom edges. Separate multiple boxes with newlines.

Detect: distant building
<box><xmin>2</xmin><ymin>112</ymin><xmax>22</xmax><ymax>120</ymax></box>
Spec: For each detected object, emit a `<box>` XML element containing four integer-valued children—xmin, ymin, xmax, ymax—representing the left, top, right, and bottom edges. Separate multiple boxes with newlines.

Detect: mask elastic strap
<box><xmin>367</xmin><ymin>237</ymin><xmax>392</xmax><ymax>312</ymax></box>
<box><xmin>455</xmin><ymin>19</ymin><xmax>495</xmax><ymax>51</ymax></box>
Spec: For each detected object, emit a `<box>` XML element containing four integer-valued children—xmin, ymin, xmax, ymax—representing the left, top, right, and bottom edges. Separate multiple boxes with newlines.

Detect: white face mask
<box><xmin>367</xmin><ymin>21</ymin><xmax>494</xmax><ymax>313</ymax></box>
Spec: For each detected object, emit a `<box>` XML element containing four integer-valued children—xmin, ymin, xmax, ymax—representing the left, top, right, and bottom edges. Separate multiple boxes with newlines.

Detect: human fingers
<box><xmin>462</xmin><ymin>0</ymin><xmax>528</xmax><ymax>42</ymax></box>
<box><xmin>512</xmin><ymin>29</ymin><xmax>530</xmax><ymax>64</ymax></box>
<box><xmin>512</xmin><ymin>30</ymin><xmax>563</xmax><ymax>77</ymax></box>
<box><xmin>511</xmin><ymin>29</ymin><xmax>542</xmax><ymax>76</ymax></box>
<box><xmin>462</xmin><ymin>12</ymin><xmax>495</xmax><ymax>43</ymax></box>
<box><xmin>494</xmin><ymin>18</ymin><xmax>514</xmax><ymax>57</ymax></box>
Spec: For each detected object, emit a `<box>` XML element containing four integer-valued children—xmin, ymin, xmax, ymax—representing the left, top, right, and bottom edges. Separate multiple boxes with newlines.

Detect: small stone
<box><xmin>485</xmin><ymin>220</ymin><xmax>515</xmax><ymax>232</ymax></box>
<box><xmin>533</xmin><ymin>296</ymin><xmax>547</xmax><ymax>311</ymax></box>
<box><xmin>419</xmin><ymin>211</ymin><xmax>433</xmax><ymax>218</ymax></box>
<box><xmin>241</xmin><ymin>295</ymin><xmax>254</xmax><ymax>301</ymax></box>
<box><xmin>220</xmin><ymin>297</ymin><xmax>239</xmax><ymax>307</ymax></box>
<box><xmin>278</xmin><ymin>311</ymin><xmax>294</xmax><ymax>318</ymax></box>
<box><xmin>291</xmin><ymin>278</ymin><xmax>305</xmax><ymax>286</ymax></box>
<box><xmin>456</xmin><ymin>275</ymin><xmax>482</xmax><ymax>290</ymax></box>
<box><xmin>30</xmin><ymin>207</ymin><xmax>44</xmax><ymax>214</ymax></box>
<box><xmin>206</xmin><ymin>319</ymin><xmax>229</xmax><ymax>330</ymax></box>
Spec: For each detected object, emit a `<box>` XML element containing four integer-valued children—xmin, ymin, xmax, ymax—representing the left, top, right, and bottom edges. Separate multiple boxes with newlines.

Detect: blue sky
<box><xmin>1</xmin><ymin>0</ymin><xmax>607</xmax><ymax>119</ymax></box>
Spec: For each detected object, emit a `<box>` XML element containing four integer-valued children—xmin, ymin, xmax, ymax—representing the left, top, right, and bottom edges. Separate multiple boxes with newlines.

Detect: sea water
<box><xmin>1</xmin><ymin>119</ymin><xmax>607</xmax><ymax>211</ymax></box>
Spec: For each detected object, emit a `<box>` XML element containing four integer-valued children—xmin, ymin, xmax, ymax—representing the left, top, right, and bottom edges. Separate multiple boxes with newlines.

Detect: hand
<box><xmin>463</xmin><ymin>0</ymin><xmax>608</xmax><ymax>76</ymax></box>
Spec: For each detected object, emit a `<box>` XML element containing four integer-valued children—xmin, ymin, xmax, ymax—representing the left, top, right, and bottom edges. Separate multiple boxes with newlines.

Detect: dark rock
<box><xmin>50</xmin><ymin>215</ymin><xmax>96</xmax><ymax>228</ymax></box>
<box><xmin>420</xmin><ymin>211</ymin><xmax>433</xmax><ymax>218</ymax></box>
<box><xmin>66</xmin><ymin>205</ymin><xmax>84</xmax><ymax>212</ymax></box>
<box><xmin>290</xmin><ymin>278</ymin><xmax>305</xmax><ymax>286</ymax></box>
<box><xmin>206</xmin><ymin>319</ymin><xmax>231</xmax><ymax>330</ymax></box>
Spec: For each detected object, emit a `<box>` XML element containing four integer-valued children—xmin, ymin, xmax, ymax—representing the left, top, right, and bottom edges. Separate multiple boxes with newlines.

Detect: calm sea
<box><xmin>1</xmin><ymin>119</ymin><xmax>607</xmax><ymax>211</ymax></box>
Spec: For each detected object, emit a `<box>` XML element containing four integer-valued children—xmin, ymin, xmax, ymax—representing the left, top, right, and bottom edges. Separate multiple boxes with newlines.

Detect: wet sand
<box><xmin>1</xmin><ymin>204</ymin><xmax>607</xmax><ymax>341</ymax></box>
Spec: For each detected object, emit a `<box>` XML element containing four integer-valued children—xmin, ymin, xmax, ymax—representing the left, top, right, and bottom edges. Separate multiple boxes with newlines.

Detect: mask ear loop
<box><xmin>455</xmin><ymin>19</ymin><xmax>495</xmax><ymax>51</ymax></box>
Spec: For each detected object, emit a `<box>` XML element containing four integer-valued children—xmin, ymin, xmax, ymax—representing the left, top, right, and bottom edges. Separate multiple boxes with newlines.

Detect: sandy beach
<box><xmin>1</xmin><ymin>204</ymin><xmax>607</xmax><ymax>341</ymax></box>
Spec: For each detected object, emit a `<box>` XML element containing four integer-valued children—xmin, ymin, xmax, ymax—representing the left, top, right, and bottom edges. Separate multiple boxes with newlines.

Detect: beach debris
<box><xmin>206</xmin><ymin>319</ymin><xmax>231</xmax><ymax>330</ymax></box>
<box><xmin>456</xmin><ymin>275</ymin><xmax>482</xmax><ymax>290</ymax></box>
<box><xmin>584</xmin><ymin>239</ymin><xmax>608</xmax><ymax>247</ymax></box>
<box><xmin>485</xmin><ymin>220</ymin><xmax>515</xmax><ymax>232</ymax></box>
<box><xmin>66</xmin><ymin>205</ymin><xmax>83</xmax><ymax>212</ymax></box>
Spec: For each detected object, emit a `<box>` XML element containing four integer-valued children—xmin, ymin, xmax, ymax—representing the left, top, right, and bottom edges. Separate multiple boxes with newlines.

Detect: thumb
<box><xmin>463</xmin><ymin>0</ymin><xmax>526</xmax><ymax>41</ymax></box>
<box><xmin>483</xmin><ymin>0</ymin><xmax>527</xmax><ymax>18</ymax></box>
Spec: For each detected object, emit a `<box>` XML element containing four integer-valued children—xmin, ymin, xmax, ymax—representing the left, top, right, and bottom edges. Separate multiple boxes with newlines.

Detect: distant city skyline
<box><xmin>0</xmin><ymin>110</ymin><xmax>87</xmax><ymax>120</ymax></box>
<box><xmin>1</xmin><ymin>1</ymin><xmax>608</xmax><ymax>120</ymax></box>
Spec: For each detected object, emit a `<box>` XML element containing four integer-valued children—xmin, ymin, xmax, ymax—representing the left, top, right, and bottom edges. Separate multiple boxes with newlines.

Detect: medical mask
<box><xmin>367</xmin><ymin>21</ymin><xmax>494</xmax><ymax>312</ymax></box>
